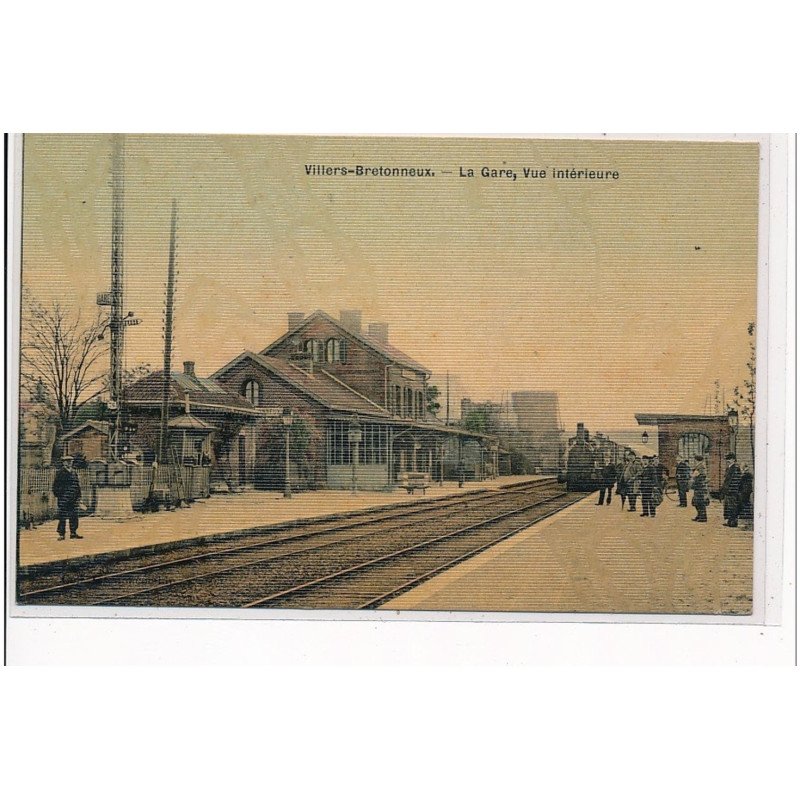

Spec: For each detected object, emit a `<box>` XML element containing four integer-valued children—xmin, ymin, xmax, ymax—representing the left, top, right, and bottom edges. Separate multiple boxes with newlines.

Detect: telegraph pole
<box><xmin>109</xmin><ymin>134</ymin><xmax>125</xmax><ymax>459</ymax></box>
<box><xmin>446</xmin><ymin>371</ymin><xmax>450</xmax><ymax>426</ymax></box>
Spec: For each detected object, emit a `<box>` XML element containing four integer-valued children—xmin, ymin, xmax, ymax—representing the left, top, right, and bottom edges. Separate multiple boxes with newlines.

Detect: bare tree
<box><xmin>728</xmin><ymin>321</ymin><xmax>756</xmax><ymax>465</ymax></box>
<box><xmin>20</xmin><ymin>295</ymin><xmax>110</xmax><ymax>435</ymax></box>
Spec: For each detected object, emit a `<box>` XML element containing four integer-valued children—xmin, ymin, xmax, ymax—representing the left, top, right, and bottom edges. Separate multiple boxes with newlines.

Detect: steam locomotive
<box><xmin>563</xmin><ymin>423</ymin><xmax>629</xmax><ymax>492</ymax></box>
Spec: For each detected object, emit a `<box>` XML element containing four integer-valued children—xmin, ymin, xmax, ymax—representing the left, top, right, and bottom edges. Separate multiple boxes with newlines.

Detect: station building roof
<box><xmin>124</xmin><ymin>370</ymin><xmax>259</xmax><ymax>415</ymax></box>
<box><xmin>212</xmin><ymin>351</ymin><xmax>391</xmax><ymax>418</ymax></box>
<box><xmin>260</xmin><ymin>309</ymin><xmax>431</xmax><ymax>376</ymax></box>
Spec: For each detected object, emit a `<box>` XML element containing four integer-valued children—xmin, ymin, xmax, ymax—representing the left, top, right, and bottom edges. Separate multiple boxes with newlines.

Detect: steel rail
<box><xmin>356</xmin><ymin>494</ymin><xmax>581</xmax><ymax>609</ymax></box>
<box><xmin>242</xmin><ymin>491</ymin><xmax>573</xmax><ymax>608</ymax></box>
<box><xmin>93</xmin><ymin>487</ymin><xmax>563</xmax><ymax>606</ymax></box>
<box><xmin>20</xmin><ymin>480</ymin><xmax>556</xmax><ymax>601</ymax></box>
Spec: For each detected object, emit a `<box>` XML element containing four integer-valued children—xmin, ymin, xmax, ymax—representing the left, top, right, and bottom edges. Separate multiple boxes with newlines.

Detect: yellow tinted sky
<box><xmin>21</xmin><ymin>134</ymin><xmax>758</xmax><ymax>428</ymax></box>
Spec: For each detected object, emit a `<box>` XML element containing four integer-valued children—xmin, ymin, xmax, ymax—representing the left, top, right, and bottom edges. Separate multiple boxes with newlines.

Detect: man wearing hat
<box><xmin>52</xmin><ymin>455</ymin><xmax>84</xmax><ymax>540</ymax></box>
<box><xmin>690</xmin><ymin>455</ymin><xmax>709</xmax><ymax>522</ymax></box>
<box><xmin>721</xmin><ymin>452</ymin><xmax>742</xmax><ymax>528</ymax></box>
<box><xmin>639</xmin><ymin>456</ymin><xmax>657</xmax><ymax>517</ymax></box>
<box><xmin>675</xmin><ymin>458</ymin><xmax>691</xmax><ymax>507</ymax></box>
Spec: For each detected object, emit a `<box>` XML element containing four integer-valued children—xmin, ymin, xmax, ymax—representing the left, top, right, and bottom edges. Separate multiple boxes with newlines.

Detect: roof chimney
<box><xmin>288</xmin><ymin>311</ymin><xmax>305</xmax><ymax>331</ymax></box>
<box><xmin>339</xmin><ymin>309</ymin><xmax>362</xmax><ymax>334</ymax></box>
<box><xmin>183</xmin><ymin>361</ymin><xmax>196</xmax><ymax>378</ymax></box>
<box><xmin>367</xmin><ymin>322</ymin><xmax>389</xmax><ymax>345</ymax></box>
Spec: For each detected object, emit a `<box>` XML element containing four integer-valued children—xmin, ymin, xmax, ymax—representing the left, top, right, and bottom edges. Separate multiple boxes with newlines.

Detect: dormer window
<box><xmin>243</xmin><ymin>379</ymin><xmax>260</xmax><ymax>406</ymax></box>
<box><xmin>325</xmin><ymin>338</ymin><xmax>340</xmax><ymax>363</ymax></box>
<box><xmin>304</xmin><ymin>338</ymin><xmax>323</xmax><ymax>362</ymax></box>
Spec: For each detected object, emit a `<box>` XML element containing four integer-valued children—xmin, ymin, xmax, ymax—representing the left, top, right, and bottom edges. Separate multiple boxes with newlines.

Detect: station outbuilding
<box><xmin>635</xmin><ymin>413</ymin><xmax>737</xmax><ymax>493</ymax></box>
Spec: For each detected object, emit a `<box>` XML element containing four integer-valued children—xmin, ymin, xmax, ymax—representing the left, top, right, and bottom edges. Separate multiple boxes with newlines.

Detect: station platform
<box><xmin>382</xmin><ymin>491</ymin><xmax>753</xmax><ymax>615</ymax></box>
<box><xmin>17</xmin><ymin>475</ymin><xmax>545</xmax><ymax>567</ymax></box>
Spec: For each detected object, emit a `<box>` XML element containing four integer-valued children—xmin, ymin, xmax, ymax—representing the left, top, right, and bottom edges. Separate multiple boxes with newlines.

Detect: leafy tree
<box><xmin>463</xmin><ymin>407</ymin><xmax>497</xmax><ymax>435</ymax></box>
<box><xmin>509</xmin><ymin>448</ymin><xmax>535</xmax><ymax>475</ymax></box>
<box><xmin>254</xmin><ymin>412</ymin><xmax>323</xmax><ymax>489</ymax></box>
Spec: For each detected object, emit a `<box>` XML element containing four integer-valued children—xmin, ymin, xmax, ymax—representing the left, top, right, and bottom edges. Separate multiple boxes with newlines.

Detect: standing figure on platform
<box><xmin>639</xmin><ymin>456</ymin><xmax>657</xmax><ymax>517</ymax></box>
<box><xmin>615</xmin><ymin>457</ymin><xmax>629</xmax><ymax>508</ymax></box>
<box><xmin>52</xmin><ymin>455</ymin><xmax>84</xmax><ymax>540</ymax></box>
<box><xmin>622</xmin><ymin>454</ymin><xmax>642</xmax><ymax>511</ymax></box>
<box><xmin>676</xmin><ymin>459</ymin><xmax>691</xmax><ymax>507</ymax></box>
<box><xmin>721</xmin><ymin>453</ymin><xmax>742</xmax><ymax>528</ymax></box>
<box><xmin>691</xmin><ymin>455</ymin><xmax>709</xmax><ymax>523</ymax></box>
<box><xmin>651</xmin><ymin>455</ymin><xmax>667</xmax><ymax>508</ymax></box>
<box><xmin>625</xmin><ymin>456</ymin><xmax>643</xmax><ymax>511</ymax></box>
<box><xmin>738</xmin><ymin>463</ymin><xmax>754</xmax><ymax>520</ymax></box>
<box><xmin>597</xmin><ymin>458</ymin><xmax>616</xmax><ymax>506</ymax></box>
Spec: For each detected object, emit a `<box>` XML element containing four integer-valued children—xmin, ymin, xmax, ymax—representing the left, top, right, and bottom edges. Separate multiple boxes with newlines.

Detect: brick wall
<box><xmin>265</xmin><ymin>316</ymin><xmax>426</xmax><ymax>411</ymax></box>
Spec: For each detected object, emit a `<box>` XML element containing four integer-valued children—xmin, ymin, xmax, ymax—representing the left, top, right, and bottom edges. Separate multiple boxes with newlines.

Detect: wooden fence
<box><xmin>17</xmin><ymin>465</ymin><xmax>211</xmax><ymax>526</ymax></box>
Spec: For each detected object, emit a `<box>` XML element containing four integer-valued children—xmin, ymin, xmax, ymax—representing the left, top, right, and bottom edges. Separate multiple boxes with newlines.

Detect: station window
<box><xmin>677</xmin><ymin>432</ymin><xmax>711</xmax><ymax>462</ymax></box>
<box><xmin>394</xmin><ymin>385</ymin><xmax>402</xmax><ymax>416</ymax></box>
<box><xmin>328</xmin><ymin>421</ymin><xmax>387</xmax><ymax>465</ymax></box>
<box><xmin>325</xmin><ymin>338</ymin><xmax>340</xmax><ymax>363</ymax></box>
<box><xmin>242</xmin><ymin>379</ymin><xmax>260</xmax><ymax>406</ymax></box>
<box><xmin>328</xmin><ymin>420</ymin><xmax>350</xmax><ymax>465</ymax></box>
<box><xmin>304</xmin><ymin>338</ymin><xmax>323</xmax><ymax>362</ymax></box>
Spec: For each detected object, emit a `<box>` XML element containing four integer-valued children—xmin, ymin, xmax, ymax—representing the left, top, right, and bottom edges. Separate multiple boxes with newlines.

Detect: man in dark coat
<box><xmin>639</xmin><ymin>456</ymin><xmax>657</xmax><ymax>517</ymax></box>
<box><xmin>691</xmin><ymin>455</ymin><xmax>709</xmax><ymax>522</ymax></box>
<box><xmin>675</xmin><ymin>459</ymin><xmax>691</xmax><ymax>507</ymax></box>
<box><xmin>615</xmin><ymin>460</ymin><xmax>627</xmax><ymax>508</ymax></box>
<box><xmin>597</xmin><ymin>458</ymin><xmax>616</xmax><ymax>506</ymax></box>
<box><xmin>721</xmin><ymin>453</ymin><xmax>742</xmax><ymax>528</ymax></box>
<box><xmin>738</xmin><ymin>464</ymin><xmax>754</xmax><ymax>520</ymax></box>
<box><xmin>52</xmin><ymin>455</ymin><xmax>83</xmax><ymax>540</ymax></box>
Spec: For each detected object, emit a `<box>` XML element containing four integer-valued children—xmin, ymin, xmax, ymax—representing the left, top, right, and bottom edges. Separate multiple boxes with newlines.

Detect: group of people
<box><xmin>596</xmin><ymin>451</ymin><xmax>753</xmax><ymax>526</ymax></box>
<box><xmin>596</xmin><ymin>452</ymin><xmax>668</xmax><ymax>518</ymax></box>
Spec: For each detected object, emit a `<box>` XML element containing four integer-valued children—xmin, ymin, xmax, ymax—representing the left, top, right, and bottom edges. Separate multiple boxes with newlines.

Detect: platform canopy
<box><xmin>635</xmin><ymin>413</ymin><xmax>728</xmax><ymax>426</ymax></box>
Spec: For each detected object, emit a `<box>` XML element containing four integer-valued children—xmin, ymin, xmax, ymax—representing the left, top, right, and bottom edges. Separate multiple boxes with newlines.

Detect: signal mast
<box><xmin>97</xmin><ymin>134</ymin><xmax>140</xmax><ymax>459</ymax></box>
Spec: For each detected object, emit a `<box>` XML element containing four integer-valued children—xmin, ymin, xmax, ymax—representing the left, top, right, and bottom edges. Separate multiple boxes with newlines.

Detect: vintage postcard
<box><xmin>10</xmin><ymin>133</ymin><xmax>771</xmax><ymax>617</ymax></box>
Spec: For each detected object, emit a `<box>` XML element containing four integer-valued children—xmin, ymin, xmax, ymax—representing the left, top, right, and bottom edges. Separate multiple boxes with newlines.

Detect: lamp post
<box><xmin>282</xmin><ymin>407</ymin><xmax>294</xmax><ymax>499</ymax></box>
<box><xmin>641</xmin><ymin>431</ymin><xmax>649</xmax><ymax>446</ymax></box>
<box><xmin>348</xmin><ymin>415</ymin><xmax>362</xmax><ymax>494</ymax></box>
<box><xmin>727</xmin><ymin>408</ymin><xmax>739</xmax><ymax>457</ymax></box>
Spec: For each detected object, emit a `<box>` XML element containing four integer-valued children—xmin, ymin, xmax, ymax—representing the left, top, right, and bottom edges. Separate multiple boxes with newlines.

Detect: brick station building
<box><xmin>635</xmin><ymin>413</ymin><xmax>736</xmax><ymax>494</ymax></box>
<box><xmin>123</xmin><ymin>362</ymin><xmax>260</xmax><ymax>488</ymax></box>
<box><xmin>212</xmin><ymin>309</ymin><xmax>498</xmax><ymax>490</ymax></box>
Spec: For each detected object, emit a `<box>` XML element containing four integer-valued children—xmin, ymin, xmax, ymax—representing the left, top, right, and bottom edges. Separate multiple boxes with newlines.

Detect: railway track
<box><xmin>18</xmin><ymin>479</ymin><xmax>583</xmax><ymax>609</ymax></box>
<box><xmin>20</xmin><ymin>477</ymin><xmax>555</xmax><ymax>596</ymax></box>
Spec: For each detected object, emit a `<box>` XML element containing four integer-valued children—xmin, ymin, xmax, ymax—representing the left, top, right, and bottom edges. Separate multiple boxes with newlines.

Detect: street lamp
<box><xmin>641</xmin><ymin>431</ymin><xmax>649</xmax><ymax>445</ymax></box>
<box><xmin>282</xmin><ymin>407</ymin><xmax>294</xmax><ymax>499</ymax></box>
<box><xmin>348</xmin><ymin>415</ymin><xmax>362</xmax><ymax>494</ymax></box>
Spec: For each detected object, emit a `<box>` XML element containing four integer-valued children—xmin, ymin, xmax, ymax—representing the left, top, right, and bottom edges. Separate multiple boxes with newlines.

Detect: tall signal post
<box><xmin>98</xmin><ymin>134</ymin><xmax>140</xmax><ymax>460</ymax></box>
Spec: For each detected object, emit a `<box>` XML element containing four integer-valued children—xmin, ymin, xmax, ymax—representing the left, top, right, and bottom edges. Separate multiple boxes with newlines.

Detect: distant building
<box><xmin>19</xmin><ymin>400</ymin><xmax>58</xmax><ymax>468</ymax></box>
<box><xmin>511</xmin><ymin>391</ymin><xmax>563</xmax><ymax>473</ymax></box>
<box><xmin>61</xmin><ymin>420</ymin><xmax>110</xmax><ymax>461</ymax></box>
